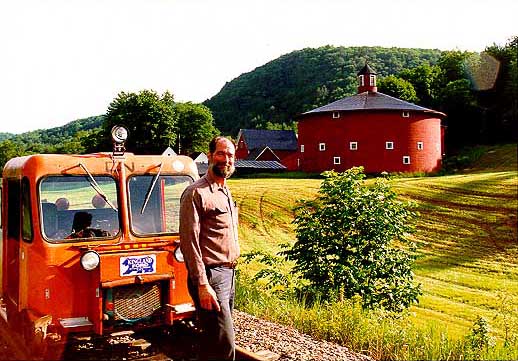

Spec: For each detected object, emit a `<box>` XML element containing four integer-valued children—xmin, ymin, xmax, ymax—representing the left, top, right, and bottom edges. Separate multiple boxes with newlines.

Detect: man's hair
<box><xmin>208</xmin><ymin>136</ymin><xmax>235</xmax><ymax>153</ymax></box>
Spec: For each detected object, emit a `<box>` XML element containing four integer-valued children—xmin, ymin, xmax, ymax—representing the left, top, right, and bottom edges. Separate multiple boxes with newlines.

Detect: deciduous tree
<box><xmin>378</xmin><ymin>75</ymin><xmax>419</xmax><ymax>103</ymax></box>
<box><xmin>103</xmin><ymin>90</ymin><xmax>177</xmax><ymax>154</ymax></box>
<box><xmin>285</xmin><ymin>167</ymin><xmax>421</xmax><ymax>312</ymax></box>
<box><xmin>174</xmin><ymin>102</ymin><xmax>219</xmax><ymax>155</ymax></box>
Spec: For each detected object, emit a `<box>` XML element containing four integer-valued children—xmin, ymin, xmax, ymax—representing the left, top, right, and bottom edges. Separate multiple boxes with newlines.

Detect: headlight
<box><xmin>174</xmin><ymin>247</ymin><xmax>184</xmax><ymax>262</ymax></box>
<box><xmin>80</xmin><ymin>251</ymin><xmax>100</xmax><ymax>271</ymax></box>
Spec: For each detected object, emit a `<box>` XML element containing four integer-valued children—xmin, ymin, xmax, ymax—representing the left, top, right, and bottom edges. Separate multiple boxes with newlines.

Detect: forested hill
<box><xmin>0</xmin><ymin>115</ymin><xmax>104</xmax><ymax>154</ymax></box>
<box><xmin>204</xmin><ymin>46</ymin><xmax>443</xmax><ymax>134</ymax></box>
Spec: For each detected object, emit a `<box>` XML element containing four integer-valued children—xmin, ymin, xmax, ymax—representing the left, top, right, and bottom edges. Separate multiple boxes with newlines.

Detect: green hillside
<box><xmin>5</xmin><ymin>115</ymin><xmax>104</xmax><ymax>147</ymax></box>
<box><xmin>205</xmin><ymin>46</ymin><xmax>443</xmax><ymax>134</ymax></box>
<box><xmin>229</xmin><ymin>144</ymin><xmax>518</xmax><ymax>343</ymax></box>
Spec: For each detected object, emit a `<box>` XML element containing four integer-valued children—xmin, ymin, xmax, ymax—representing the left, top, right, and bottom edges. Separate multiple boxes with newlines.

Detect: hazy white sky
<box><xmin>0</xmin><ymin>0</ymin><xmax>516</xmax><ymax>134</ymax></box>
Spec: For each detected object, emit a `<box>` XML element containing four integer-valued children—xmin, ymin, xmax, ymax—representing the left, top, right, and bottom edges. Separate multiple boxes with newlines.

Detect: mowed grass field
<box><xmin>229</xmin><ymin>144</ymin><xmax>518</xmax><ymax>341</ymax></box>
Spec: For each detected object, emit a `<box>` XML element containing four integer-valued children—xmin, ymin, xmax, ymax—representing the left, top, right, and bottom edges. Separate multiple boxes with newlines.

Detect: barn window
<box><xmin>386</xmin><ymin>141</ymin><xmax>394</xmax><ymax>150</ymax></box>
<box><xmin>402</xmin><ymin>111</ymin><xmax>410</xmax><ymax>118</ymax></box>
<box><xmin>333</xmin><ymin>157</ymin><xmax>341</xmax><ymax>165</ymax></box>
<box><xmin>369</xmin><ymin>74</ymin><xmax>376</xmax><ymax>86</ymax></box>
<box><xmin>319</xmin><ymin>143</ymin><xmax>326</xmax><ymax>151</ymax></box>
<box><xmin>358</xmin><ymin>75</ymin><xmax>365</xmax><ymax>87</ymax></box>
<box><xmin>403</xmin><ymin>156</ymin><xmax>411</xmax><ymax>164</ymax></box>
<box><xmin>349</xmin><ymin>141</ymin><xmax>358</xmax><ymax>150</ymax></box>
<box><xmin>332</xmin><ymin>111</ymin><xmax>340</xmax><ymax>119</ymax></box>
<box><xmin>300</xmin><ymin>144</ymin><xmax>305</xmax><ymax>153</ymax></box>
<box><xmin>417</xmin><ymin>141</ymin><xmax>424</xmax><ymax>150</ymax></box>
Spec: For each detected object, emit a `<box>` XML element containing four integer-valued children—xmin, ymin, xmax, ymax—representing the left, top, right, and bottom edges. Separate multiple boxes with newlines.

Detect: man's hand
<box><xmin>198</xmin><ymin>284</ymin><xmax>221</xmax><ymax>312</ymax></box>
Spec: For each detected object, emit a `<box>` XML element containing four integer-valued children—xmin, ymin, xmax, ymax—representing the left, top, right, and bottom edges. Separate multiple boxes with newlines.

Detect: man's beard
<box><xmin>211</xmin><ymin>162</ymin><xmax>235</xmax><ymax>179</ymax></box>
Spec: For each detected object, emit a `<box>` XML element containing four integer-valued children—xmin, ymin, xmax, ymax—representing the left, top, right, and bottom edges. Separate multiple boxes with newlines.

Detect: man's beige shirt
<box><xmin>179</xmin><ymin>173</ymin><xmax>240</xmax><ymax>286</ymax></box>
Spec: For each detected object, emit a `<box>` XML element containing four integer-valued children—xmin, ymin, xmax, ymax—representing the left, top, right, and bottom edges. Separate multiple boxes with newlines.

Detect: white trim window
<box><xmin>417</xmin><ymin>141</ymin><xmax>424</xmax><ymax>150</ymax></box>
<box><xmin>332</xmin><ymin>111</ymin><xmax>340</xmax><ymax>119</ymax></box>
<box><xmin>403</xmin><ymin>156</ymin><xmax>411</xmax><ymax>165</ymax></box>
<box><xmin>333</xmin><ymin>156</ymin><xmax>341</xmax><ymax>165</ymax></box>
<box><xmin>349</xmin><ymin>141</ymin><xmax>358</xmax><ymax>150</ymax></box>
<box><xmin>369</xmin><ymin>74</ymin><xmax>376</xmax><ymax>86</ymax></box>
<box><xmin>358</xmin><ymin>75</ymin><xmax>365</xmax><ymax>87</ymax></box>
<box><xmin>402</xmin><ymin>111</ymin><xmax>410</xmax><ymax>118</ymax></box>
<box><xmin>300</xmin><ymin>144</ymin><xmax>305</xmax><ymax>153</ymax></box>
<box><xmin>319</xmin><ymin>143</ymin><xmax>326</xmax><ymax>151</ymax></box>
<box><xmin>386</xmin><ymin>141</ymin><xmax>394</xmax><ymax>150</ymax></box>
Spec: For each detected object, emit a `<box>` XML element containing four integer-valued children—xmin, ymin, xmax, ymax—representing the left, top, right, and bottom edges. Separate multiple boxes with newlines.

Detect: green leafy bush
<box><xmin>284</xmin><ymin>167</ymin><xmax>421</xmax><ymax>312</ymax></box>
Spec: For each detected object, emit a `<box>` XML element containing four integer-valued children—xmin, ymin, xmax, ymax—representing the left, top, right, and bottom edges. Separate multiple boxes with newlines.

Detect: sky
<box><xmin>0</xmin><ymin>0</ymin><xmax>516</xmax><ymax>134</ymax></box>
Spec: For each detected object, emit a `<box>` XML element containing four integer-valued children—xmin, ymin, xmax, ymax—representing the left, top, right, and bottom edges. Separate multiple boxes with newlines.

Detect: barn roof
<box><xmin>300</xmin><ymin>91</ymin><xmax>446</xmax><ymax>118</ymax></box>
<box><xmin>235</xmin><ymin>160</ymin><xmax>286</xmax><ymax>170</ymax></box>
<box><xmin>196</xmin><ymin>159</ymin><xmax>287</xmax><ymax>176</ymax></box>
<box><xmin>237</xmin><ymin>129</ymin><xmax>298</xmax><ymax>151</ymax></box>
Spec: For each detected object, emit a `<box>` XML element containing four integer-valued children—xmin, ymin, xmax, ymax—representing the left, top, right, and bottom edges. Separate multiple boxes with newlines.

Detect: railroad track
<box><xmin>0</xmin><ymin>311</ymin><xmax>267</xmax><ymax>361</ymax></box>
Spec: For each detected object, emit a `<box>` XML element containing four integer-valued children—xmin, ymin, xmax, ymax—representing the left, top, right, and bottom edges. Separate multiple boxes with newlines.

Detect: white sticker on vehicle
<box><xmin>120</xmin><ymin>254</ymin><xmax>157</xmax><ymax>277</ymax></box>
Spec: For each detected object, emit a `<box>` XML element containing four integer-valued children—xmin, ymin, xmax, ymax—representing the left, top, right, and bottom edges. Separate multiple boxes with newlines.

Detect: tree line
<box><xmin>378</xmin><ymin>37</ymin><xmax>517</xmax><ymax>148</ymax></box>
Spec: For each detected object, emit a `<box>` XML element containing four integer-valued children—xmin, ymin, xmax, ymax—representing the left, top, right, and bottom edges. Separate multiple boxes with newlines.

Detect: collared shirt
<box><xmin>179</xmin><ymin>173</ymin><xmax>240</xmax><ymax>286</ymax></box>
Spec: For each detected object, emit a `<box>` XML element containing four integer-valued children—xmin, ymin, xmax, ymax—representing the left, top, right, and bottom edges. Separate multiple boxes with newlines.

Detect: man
<box><xmin>179</xmin><ymin>136</ymin><xmax>240</xmax><ymax>360</ymax></box>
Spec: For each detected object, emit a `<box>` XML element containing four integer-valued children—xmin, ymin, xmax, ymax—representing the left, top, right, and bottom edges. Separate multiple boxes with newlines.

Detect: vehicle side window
<box><xmin>22</xmin><ymin>177</ymin><xmax>33</xmax><ymax>242</ymax></box>
<box><xmin>7</xmin><ymin>180</ymin><xmax>21</xmax><ymax>240</ymax></box>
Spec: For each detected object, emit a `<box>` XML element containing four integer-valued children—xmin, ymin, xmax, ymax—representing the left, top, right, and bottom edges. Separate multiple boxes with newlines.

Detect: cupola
<box><xmin>357</xmin><ymin>63</ymin><xmax>377</xmax><ymax>93</ymax></box>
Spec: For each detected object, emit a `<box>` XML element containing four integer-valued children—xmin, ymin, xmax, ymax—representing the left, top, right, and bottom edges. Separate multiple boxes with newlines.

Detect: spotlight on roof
<box><xmin>111</xmin><ymin>125</ymin><xmax>128</xmax><ymax>156</ymax></box>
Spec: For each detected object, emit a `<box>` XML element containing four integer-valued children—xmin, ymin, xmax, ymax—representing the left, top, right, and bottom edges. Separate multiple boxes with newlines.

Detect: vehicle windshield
<box><xmin>40</xmin><ymin>176</ymin><xmax>119</xmax><ymax>242</ymax></box>
<box><xmin>128</xmin><ymin>175</ymin><xmax>192</xmax><ymax>236</ymax></box>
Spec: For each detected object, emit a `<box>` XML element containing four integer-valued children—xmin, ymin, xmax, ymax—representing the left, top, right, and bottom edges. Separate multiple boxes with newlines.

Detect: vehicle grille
<box><xmin>113</xmin><ymin>283</ymin><xmax>162</xmax><ymax>321</ymax></box>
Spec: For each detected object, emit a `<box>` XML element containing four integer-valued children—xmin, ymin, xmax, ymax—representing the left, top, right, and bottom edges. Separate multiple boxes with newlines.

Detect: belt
<box><xmin>208</xmin><ymin>260</ymin><xmax>238</xmax><ymax>269</ymax></box>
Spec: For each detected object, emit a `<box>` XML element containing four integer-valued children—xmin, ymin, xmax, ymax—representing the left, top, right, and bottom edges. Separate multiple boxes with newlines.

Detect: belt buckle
<box><xmin>228</xmin><ymin>260</ymin><xmax>238</xmax><ymax>268</ymax></box>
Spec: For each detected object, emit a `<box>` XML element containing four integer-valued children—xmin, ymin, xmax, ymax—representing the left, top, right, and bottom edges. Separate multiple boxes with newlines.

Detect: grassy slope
<box><xmin>229</xmin><ymin>144</ymin><xmax>518</xmax><ymax>340</ymax></box>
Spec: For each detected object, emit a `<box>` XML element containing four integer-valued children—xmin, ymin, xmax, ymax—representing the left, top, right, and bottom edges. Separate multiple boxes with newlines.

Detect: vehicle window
<box><xmin>22</xmin><ymin>177</ymin><xmax>33</xmax><ymax>242</ymax></box>
<box><xmin>39</xmin><ymin>176</ymin><xmax>119</xmax><ymax>242</ymax></box>
<box><xmin>7</xmin><ymin>180</ymin><xmax>20</xmax><ymax>239</ymax></box>
<box><xmin>128</xmin><ymin>175</ymin><xmax>192</xmax><ymax>236</ymax></box>
<box><xmin>0</xmin><ymin>185</ymin><xmax>3</xmax><ymax>229</ymax></box>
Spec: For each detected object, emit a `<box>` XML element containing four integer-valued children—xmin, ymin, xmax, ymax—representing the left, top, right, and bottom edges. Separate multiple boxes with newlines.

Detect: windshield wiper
<box><xmin>141</xmin><ymin>162</ymin><xmax>163</xmax><ymax>214</ymax></box>
<box><xmin>78</xmin><ymin>163</ymin><xmax>117</xmax><ymax>211</ymax></box>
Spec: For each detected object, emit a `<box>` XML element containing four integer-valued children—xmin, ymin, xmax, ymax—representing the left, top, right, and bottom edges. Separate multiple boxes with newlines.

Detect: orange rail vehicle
<box><xmin>0</xmin><ymin>126</ymin><xmax>198</xmax><ymax>356</ymax></box>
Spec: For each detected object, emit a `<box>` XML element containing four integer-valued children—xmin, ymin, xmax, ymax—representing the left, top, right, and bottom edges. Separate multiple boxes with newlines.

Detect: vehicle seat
<box><xmin>41</xmin><ymin>202</ymin><xmax>58</xmax><ymax>238</ymax></box>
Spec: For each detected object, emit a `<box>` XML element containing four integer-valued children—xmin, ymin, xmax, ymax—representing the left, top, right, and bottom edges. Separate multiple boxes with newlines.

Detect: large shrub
<box><xmin>284</xmin><ymin>167</ymin><xmax>421</xmax><ymax>312</ymax></box>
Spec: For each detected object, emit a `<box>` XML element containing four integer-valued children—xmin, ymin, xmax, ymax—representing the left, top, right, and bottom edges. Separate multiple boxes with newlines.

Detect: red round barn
<box><xmin>297</xmin><ymin>64</ymin><xmax>446</xmax><ymax>173</ymax></box>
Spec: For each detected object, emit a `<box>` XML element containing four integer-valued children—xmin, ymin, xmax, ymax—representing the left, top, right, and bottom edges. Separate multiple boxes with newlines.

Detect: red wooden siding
<box><xmin>236</xmin><ymin>135</ymin><xmax>249</xmax><ymax>160</ymax></box>
<box><xmin>297</xmin><ymin>111</ymin><xmax>442</xmax><ymax>173</ymax></box>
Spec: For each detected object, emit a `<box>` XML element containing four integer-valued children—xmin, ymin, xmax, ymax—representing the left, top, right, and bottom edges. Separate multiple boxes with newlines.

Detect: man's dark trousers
<box><xmin>188</xmin><ymin>266</ymin><xmax>236</xmax><ymax>360</ymax></box>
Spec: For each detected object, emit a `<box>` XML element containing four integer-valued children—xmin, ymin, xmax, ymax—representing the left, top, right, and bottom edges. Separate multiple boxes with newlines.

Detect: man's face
<box><xmin>208</xmin><ymin>139</ymin><xmax>236</xmax><ymax>179</ymax></box>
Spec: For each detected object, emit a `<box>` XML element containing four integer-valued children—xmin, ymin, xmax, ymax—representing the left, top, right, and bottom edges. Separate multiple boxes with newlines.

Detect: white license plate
<box><xmin>120</xmin><ymin>254</ymin><xmax>157</xmax><ymax>277</ymax></box>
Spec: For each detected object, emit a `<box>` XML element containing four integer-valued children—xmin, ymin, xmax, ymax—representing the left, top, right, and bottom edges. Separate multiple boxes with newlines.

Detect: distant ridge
<box><xmin>2</xmin><ymin>115</ymin><xmax>104</xmax><ymax>146</ymax></box>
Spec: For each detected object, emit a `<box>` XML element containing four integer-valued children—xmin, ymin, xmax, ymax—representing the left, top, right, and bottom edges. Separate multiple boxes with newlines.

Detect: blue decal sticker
<box><xmin>120</xmin><ymin>255</ymin><xmax>157</xmax><ymax>276</ymax></box>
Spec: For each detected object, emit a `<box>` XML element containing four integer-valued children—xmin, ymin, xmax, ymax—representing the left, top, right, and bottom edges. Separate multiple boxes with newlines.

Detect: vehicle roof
<box><xmin>2</xmin><ymin>152</ymin><xmax>199</xmax><ymax>180</ymax></box>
